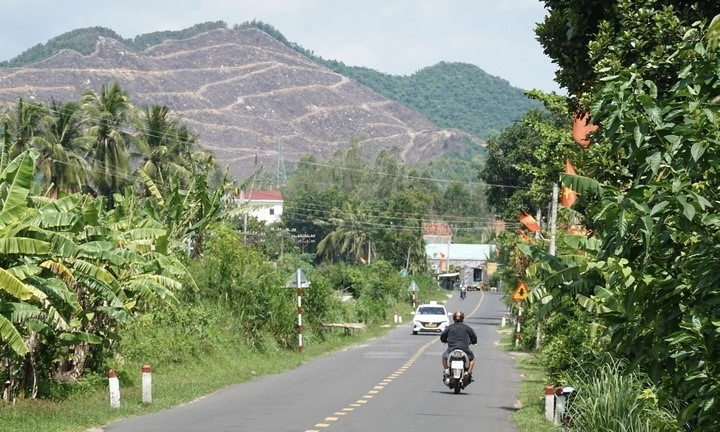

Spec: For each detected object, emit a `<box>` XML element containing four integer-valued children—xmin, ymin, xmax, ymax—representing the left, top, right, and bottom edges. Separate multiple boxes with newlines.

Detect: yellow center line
<box><xmin>304</xmin><ymin>336</ymin><xmax>438</xmax><ymax>431</ymax></box>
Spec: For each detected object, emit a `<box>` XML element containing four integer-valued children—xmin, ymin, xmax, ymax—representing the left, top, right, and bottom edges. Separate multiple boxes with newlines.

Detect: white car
<box><xmin>412</xmin><ymin>302</ymin><xmax>449</xmax><ymax>335</ymax></box>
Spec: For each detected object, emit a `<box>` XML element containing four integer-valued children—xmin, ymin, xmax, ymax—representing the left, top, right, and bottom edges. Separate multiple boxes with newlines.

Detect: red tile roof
<box><xmin>422</xmin><ymin>221</ymin><xmax>451</xmax><ymax>236</ymax></box>
<box><xmin>238</xmin><ymin>190</ymin><xmax>283</xmax><ymax>201</ymax></box>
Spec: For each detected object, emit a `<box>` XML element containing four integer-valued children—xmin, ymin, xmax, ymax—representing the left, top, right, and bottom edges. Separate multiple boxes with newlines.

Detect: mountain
<box><xmin>244</xmin><ymin>21</ymin><xmax>541</xmax><ymax>140</ymax></box>
<box><xmin>0</xmin><ymin>23</ymin><xmax>539</xmax><ymax>182</ymax></box>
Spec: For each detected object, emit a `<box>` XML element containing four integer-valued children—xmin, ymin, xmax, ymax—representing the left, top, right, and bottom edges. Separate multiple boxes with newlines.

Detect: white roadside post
<box><xmin>108</xmin><ymin>369</ymin><xmax>120</xmax><ymax>408</ymax></box>
<box><xmin>142</xmin><ymin>364</ymin><xmax>152</xmax><ymax>404</ymax></box>
<box><xmin>554</xmin><ymin>388</ymin><xmax>566</xmax><ymax>425</ymax></box>
<box><xmin>545</xmin><ymin>386</ymin><xmax>555</xmax><ymax>421</ymax></box>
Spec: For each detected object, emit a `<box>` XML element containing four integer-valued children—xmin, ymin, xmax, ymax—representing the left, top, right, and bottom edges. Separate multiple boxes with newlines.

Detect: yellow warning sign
<box><xmin>512</xmin><ymin>281</ymin><xmax>529</xmax><ymax>302</ymax></box>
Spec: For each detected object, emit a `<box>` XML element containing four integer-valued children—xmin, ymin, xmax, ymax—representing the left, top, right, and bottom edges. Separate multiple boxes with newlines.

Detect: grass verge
<box><xmin>496</xmin><ymin>327</ymin><xmax>559</xmax><ymax>432</ymax></box>
<box><xmin>0</xmin><ymin>323</ymin><xmax>392</xmax><ymax>432</ymax></box>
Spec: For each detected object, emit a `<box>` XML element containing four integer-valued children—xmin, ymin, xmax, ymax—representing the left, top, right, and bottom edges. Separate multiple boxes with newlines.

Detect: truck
<box><xmin>459</xmin><ymin>266</ymin><xmax>484</xmax><ymax>291</ymax></box>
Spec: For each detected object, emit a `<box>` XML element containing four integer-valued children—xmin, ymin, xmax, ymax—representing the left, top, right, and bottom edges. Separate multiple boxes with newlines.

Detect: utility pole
<box><xmin>549</xmin><ymin>183</ymin><xmax>558</xmax><ymax>256</ymax></box>
<box><xmin>536</xmin><ymin>183</ymin><xmax>559</xmax><ymax>350</ymax></box>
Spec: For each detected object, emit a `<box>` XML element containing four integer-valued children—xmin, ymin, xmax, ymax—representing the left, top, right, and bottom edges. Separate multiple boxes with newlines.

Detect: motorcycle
<box><xmin>443</xmin><ymin>349</ymin><xmax>472</xmax><ymax>394</ymax></box>
<box><xmin>460</xmin><ymin>288</ymin><xmax>467</xmax><ymax>300</ymax></box>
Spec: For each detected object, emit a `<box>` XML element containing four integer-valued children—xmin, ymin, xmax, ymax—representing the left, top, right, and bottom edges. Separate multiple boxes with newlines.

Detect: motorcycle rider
<box><xmin>440</xmin><ymin>310</ymin><xmax>477</xmax><ymax>381</ymax></box>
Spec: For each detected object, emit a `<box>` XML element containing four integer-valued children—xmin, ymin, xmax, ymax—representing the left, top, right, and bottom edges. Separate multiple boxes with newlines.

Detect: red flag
<box><xmin>561</xmin><ymin>159</ymin><xmax>578</xmax><ymax>208</ymax></box>
<box><xmin>572</xmin><ymin>111</ymin><xmax>598</xmax><ymax>148</ymax></box>
<box><xmin>518</xmin><ymin>230</ymin><xmax>529</xmax><ymax>241</ymax></box>
<box><xmin>519</xmin><ymin>213</ymin><xmax>540</xmax><ymax>232</ymax></box>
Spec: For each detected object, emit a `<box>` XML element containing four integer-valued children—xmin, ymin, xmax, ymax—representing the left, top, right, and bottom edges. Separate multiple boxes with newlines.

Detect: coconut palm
<box><xmin>135</xmin><ymin>105</ymin><xmax>196</xmax><ymax>190</ymax></box>
<box><xmin>0</xmin><ymin>98</ymin><xmax>47</xmax><ymax>159</ymax></box>
<box><xmin>316</xmin><ymin>200</ymin><xmax>375</xmax><ymax>263</ymax></box>
<box><xmin>80</xmin><ymin>83</ymin><xmax>137</xmax><ymax>204</ymax></box>
<box><xmin>34</xmin><ymin>100</ymin><xmax>92</xmax><ymax>196</ymax></box>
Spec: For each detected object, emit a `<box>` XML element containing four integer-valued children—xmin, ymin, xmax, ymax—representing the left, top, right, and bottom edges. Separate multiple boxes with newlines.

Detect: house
<box><xmin>426</xmin><ymin>243</ymin><xmax>497</xmax><ymax>289</ymax></box>
<box><xmin>235</xmin><ymin>190</ymin><xmax>283</xmax><ymax>224</ymax></box>
<box><xmin>422</xmin><ymin>221</ymin><xmax>452</xmax><ymax>244</ymax></box>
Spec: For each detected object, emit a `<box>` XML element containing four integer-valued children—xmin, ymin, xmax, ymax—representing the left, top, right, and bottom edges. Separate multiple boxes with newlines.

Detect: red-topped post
<box><xmin>545</xmin><ymin>385</ymin><xmax>555</xmax><ymax>421</ymax></box>
<box><xmin>108</xmin><ymin>369</ymin><xmax>120</xmax><ymax>408</ymax></box>
<box><xmin>142</xmin><ymin>364</ymin><xmax>152</xmax><ymax>404</ymax></box>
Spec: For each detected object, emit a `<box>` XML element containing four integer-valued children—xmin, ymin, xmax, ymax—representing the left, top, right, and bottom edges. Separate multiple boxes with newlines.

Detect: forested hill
<box><xmin>318</xmin><ymin>62</ymin><xmax>540</xmax><ymax>139</ymax></box>
<box><xmin>1</xmin><ymin>21</ymin><xmax>540</xmax><ymax>142</ymax></box>
<box><xmin>247</xmin><ymin>21</ymin><xmax>542</xmax><ymax>140</ymax></box>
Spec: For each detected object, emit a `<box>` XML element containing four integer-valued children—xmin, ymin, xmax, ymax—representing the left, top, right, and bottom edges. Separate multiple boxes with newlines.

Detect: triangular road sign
<box><xmin>286</xmin><ymin>268</ymin><xmax>310</xmax><ymax>288</ymax></box>
<box><xmin>407</xmin><ymin>280</ymin><xmax>419</xmax><ymax>292</ymax></box>
<box><xmin>512</xmin><ymin>281</ymin><xmax>529</xmax><ymax>301</ymax></box>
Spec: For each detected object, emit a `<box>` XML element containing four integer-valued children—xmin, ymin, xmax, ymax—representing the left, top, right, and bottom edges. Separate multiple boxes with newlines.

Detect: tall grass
<box><xmin>565</xmin><ymin>359</ymin><xmax>682</xmax><ymax>432</ymax></box>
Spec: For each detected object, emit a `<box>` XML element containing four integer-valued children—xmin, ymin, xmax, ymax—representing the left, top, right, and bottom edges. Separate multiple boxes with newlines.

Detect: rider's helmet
<box><xmin>453</xmin><ymin>310</ymin><xmax>465</xmax><ymax>322</ymax></box>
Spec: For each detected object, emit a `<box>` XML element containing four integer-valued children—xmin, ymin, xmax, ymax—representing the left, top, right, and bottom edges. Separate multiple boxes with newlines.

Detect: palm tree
<box><xmin>34</xmin><ymin>100</ymin><xmax>91</xmax><ymax>196</ymax></box>
<box><xmin>135</xmin><ymin>105</ymin><xmax>195</xmax><ymax>190</ymax></box>
<box><xmin>316</xmin><ymin>200</ymin><xmax>375</xmax><ymax>263</ymax></box>
<box><xmin>80</xmin><ymin>83</ymin><xmax>137</xmax><ymax>204</ymax></box>
<box><xmin>0</xmin><ymin>98</ymin><xmax>47</xmax><ymax>159</ymax></box>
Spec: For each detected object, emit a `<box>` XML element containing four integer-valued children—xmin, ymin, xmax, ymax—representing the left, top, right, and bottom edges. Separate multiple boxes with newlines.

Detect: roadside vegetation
<box><xmin>485</xmin><ymin>3</ymin><xmax>720</xmax><ymax>430</ymax></box>
<box><xmin>0</xmin><ymin>81</ymin><xmax>482</xmax><ymax>431</ymax></box>
<box><xmin>3</xmin><ymin>2</ymin><xmax>720</xmax><ymax>431</ymax></box>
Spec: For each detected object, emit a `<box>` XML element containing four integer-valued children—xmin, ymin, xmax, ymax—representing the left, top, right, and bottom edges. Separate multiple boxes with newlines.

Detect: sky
<box><xmin>0</xmin><ymin>0</ymin><xmax>562</xmax><ymax>94</ymax></box>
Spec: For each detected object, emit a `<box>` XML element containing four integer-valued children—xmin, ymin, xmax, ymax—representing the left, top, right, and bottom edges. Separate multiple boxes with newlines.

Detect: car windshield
<box><xmin>418</xmin><ymin>307</ymin><xmax>445</xmax><ymax>315</ymax></box>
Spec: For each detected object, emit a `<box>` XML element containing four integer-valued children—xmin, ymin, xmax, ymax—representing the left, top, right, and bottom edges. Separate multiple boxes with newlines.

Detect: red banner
<box><xmin>572</xmin><ymin>111</ymin><xmax>598</xmax><ymax>148</ymax></box>
<box><xmin>561</xmin><ymin>159</ymin><xmax>577</xmax><ymax>208</ymax></box>
<box><xmin>519</xmin><ymin>213</ymin><xmax>540</xmax><ymax>232</ymax></box>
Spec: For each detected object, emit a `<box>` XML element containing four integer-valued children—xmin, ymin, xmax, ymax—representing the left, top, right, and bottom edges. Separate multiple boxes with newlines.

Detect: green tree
<box><xmin>81</xmin><ymin>82</ymin><xmax>137</xmax><ymax>204</ymax></box>
<box><xmin>1</xmin><ymin>98</ymin><xmax>47</xmax><ymax>159</ymax></box>
<box><xmin>316</xmin><ymin>200</ymin><xmax>374</xmax><ymax>264</ymax></box>
<box><xmin>135</xmin><ymin>105</ymin><xmax>201</xmax><ymax>191</ymax></box>
<box><xmin>532</xmin><ymin>2</ymin><xmax>720</xmax><ymax>428</ymax></box>
<box><xmin>34</xmin><ymin>100</ymin><xmax>91</xmax><ymax>196</ymax></box>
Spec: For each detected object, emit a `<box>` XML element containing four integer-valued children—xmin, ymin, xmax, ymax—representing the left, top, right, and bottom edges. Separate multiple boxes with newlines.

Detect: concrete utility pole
<box><xmin>549</xmin><ymin>183</ymin><xmax>558</xmax><ymax>256</ymax></box>
<box><xmin>536</xmin><ymin>183</ymin><xmax>559</xmax><ymax>350</ymax></box>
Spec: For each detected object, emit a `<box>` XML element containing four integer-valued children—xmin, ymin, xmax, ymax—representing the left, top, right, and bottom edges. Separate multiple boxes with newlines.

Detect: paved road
<box><xmin>100</xmin><ymin>290</ymin><xmax>521</xmax><ymax>432</ymax></box>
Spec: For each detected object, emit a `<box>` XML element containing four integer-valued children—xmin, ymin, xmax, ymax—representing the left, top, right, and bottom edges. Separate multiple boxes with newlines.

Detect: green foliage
<box><xmin>479</xmin><ymin>91</ymin><xmax>580</xmax><ymax>219</ymax></box>
<box><xmin>328</xmin><ymin>61</ymin><xmax>541</xmax><ymax>139</ymax></box>
<box><xmin>282</xmin><ymin>144</ymin><xmax>495</xmax><ymax>270</ymax></box>
<box><xmin>0</xmin><ymin>27</ymin><xmax>125</xmax><ymax>66</ymax></box>
<box><xmin>186</xmin><ymin>223</ymin><xmax>295</xmax><ymax>349</ymax></box>
<box><xmin>566</xmin><ymin>359</ymin><xmax>682</xmax><ymax>432</ymax></box>
<box><xmin>537</xmin><ymin>303</ymin><xmax>594</xmax><ymax>384</ymax></box>
<box><xmin>129</xmin><ymin>22</ymin><xmax>227</xmax><ymax>51</ymax></box>
<box><xmin>117</xmin><ymin>303</ymin><xmax>218</xmax><ymax>366</ymax></box>
<box><xmin>525</xmin><ymin>2</ymin><xmax>720</xmax><ymax>428</ymax></box>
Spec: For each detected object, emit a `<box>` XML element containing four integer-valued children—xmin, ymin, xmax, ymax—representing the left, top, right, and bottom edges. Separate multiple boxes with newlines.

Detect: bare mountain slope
<box><xmin>0</xmin><ymin>27</ymin><xmax>477</xmax><ymax>181</ymax></box>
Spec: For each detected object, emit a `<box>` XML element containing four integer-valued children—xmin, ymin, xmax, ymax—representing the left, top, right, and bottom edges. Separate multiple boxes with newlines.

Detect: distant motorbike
<box><xmin>444</xmin><ymin>349</ymin><xmax>472</xmax><ymax>394</ymax></box>
<box><xmin>460</xmin><ymin>288</ymin><xmax>467</xmax><ymax>300</ymax></box>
